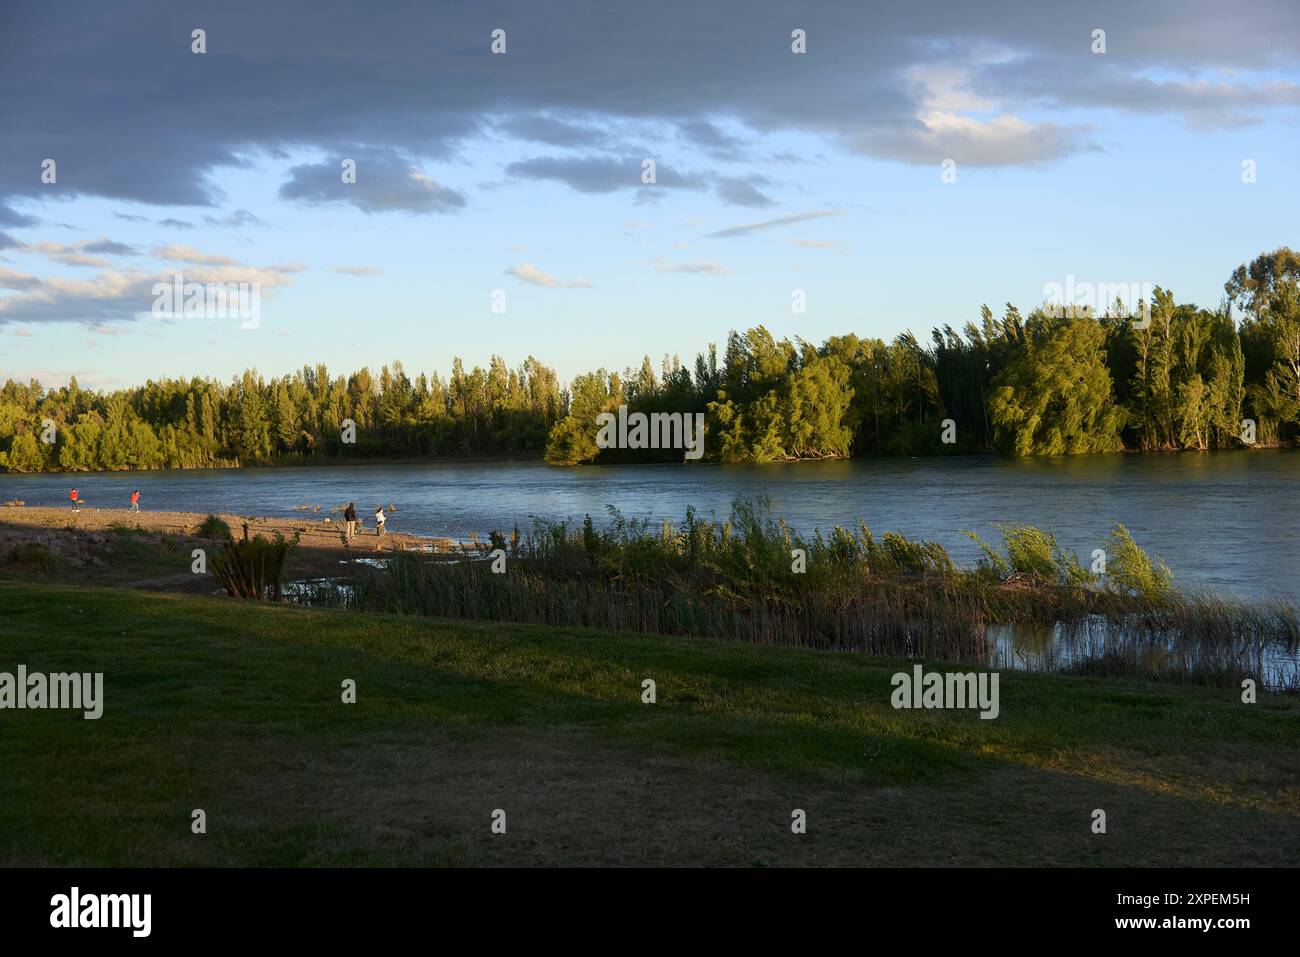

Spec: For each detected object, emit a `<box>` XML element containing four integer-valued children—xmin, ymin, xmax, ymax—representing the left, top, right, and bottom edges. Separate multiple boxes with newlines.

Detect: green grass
<box><xmin>1</xmin><ymin>580</ymin><xmax>1297</xmax><ymax>866</ymax></box>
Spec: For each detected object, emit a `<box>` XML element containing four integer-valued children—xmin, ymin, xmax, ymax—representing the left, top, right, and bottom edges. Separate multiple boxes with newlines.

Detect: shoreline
<box><xmin>0</xmin><ymin>450</ymin><xmax>550</xmax><ymax>477</ymax></box>
<box><xmin>0</xmin><ymin>445</ymin><xmax>1294</xmax><ymax>480</ymax></box>
<box><xmin>0</xmin><ymin>506</ymin><xmax>457</xmax><ymax>557</ymax></box>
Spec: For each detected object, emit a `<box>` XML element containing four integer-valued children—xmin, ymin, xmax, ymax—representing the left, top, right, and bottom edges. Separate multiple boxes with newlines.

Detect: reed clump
<box><xmin>213</xmin><ymin>531</ymin><xmax>297</xmax><ymax>600</ymax></box>
<box><xmin>303</xmin><ymin>500</ymin><xmax>1297</xmax><ymax>688</ymax></box>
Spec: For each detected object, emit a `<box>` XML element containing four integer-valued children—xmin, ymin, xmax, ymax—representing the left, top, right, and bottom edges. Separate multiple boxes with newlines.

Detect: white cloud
<box><xmin>152</xmin><ymin>244</ymin><xmax>241</xmax><ymax>266</ymax></box>
<box><xmin>0</xmin><ymin>260</ymin><xmax>297</xmax><ymax>325</ymax></box>
<box><xmin>650</xmin><ymin>257</ymin><xmax>729</xmax><ymax>276</ymax></box>
<box><xmin>847</xmin><ymin>112</ymin><xmax>1094</xmax><ymax>167</ymax></box>
<box><xmin>17</xmin><ymin>237</ymin><xmax>138</xmax><ymax>268</ymax></box>
<box><xmin>506</xmin><ymin>263</ymin><xmax>591</xmax><ymax>288</ymax></box>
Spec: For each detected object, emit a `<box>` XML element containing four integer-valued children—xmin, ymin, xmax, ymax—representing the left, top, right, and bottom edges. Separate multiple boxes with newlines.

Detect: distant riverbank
<box><xmin>0</xmin><ymin>448</ymin><xmax>549</xmax><ymax>476</ymax></box>
<box><xmin>5</xmin><ymin>445</ymin><xmax>1296</xmax><ymax>477</ymax></box>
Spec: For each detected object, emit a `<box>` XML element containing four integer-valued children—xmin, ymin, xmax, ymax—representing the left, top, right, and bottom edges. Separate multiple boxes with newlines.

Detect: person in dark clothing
<box><xmin>343</xmin><ymin>502</ymin><xmax>357</xmax><ymax>544</ymax></box>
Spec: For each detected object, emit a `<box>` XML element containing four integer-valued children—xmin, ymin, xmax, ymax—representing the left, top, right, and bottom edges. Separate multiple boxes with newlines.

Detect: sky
<box><xmin>1</xmin><ymin>0</ymin><xmax>1298</xmax><ymax>390</ymax></box>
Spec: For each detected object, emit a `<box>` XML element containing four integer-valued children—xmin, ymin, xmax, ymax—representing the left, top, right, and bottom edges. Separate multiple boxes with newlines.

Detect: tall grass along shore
<box><xmin>293</xmin><ymin>501</ymin><xmax>1299</xmax><ymax>690</ymax></box>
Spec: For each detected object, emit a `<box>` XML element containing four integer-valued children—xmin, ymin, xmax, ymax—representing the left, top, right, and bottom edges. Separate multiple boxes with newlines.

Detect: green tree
<box><xmin>544</xmin><ymin>371</ymin><xmax>623</xmax><ymax>465</ymax></box>
<box><xmin>989</xmin><ymin>313</ymin><xmax>1124</xmax><ymax>455</ymax></box>
<box><xmin>2</xmin><ymin>431</ymin><xmax>44</xmax><ymax>472</ymax></box>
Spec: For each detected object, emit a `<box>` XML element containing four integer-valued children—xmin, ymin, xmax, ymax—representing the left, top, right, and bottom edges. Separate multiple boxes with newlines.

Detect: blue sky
<box><xmin>1</xmin><ymin>0</ymin><xmax>1298</xmax><ymax>389</ymax></box>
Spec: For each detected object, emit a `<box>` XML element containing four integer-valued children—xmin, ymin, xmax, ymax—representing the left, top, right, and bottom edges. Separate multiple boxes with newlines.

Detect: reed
<box><xmin>213</xmin><ymin>531</ymin><xmax>297</xmax><ymax>600</ymax></box>
<box><xmin>302</xmin><ymin>501</ymin><xmax>1297</xmax><ymax>689</ymax></box>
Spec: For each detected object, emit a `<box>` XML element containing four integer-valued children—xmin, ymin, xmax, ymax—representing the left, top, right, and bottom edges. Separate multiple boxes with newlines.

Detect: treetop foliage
<box><xmin>3</xmin><ymin>250</ymin><xmax>1298</xmax><ymax>471</ymax></box>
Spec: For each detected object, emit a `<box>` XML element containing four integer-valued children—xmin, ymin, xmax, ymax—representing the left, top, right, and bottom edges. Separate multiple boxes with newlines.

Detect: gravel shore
<box><xmin>0</xmin><ymin>505</ymin><xmax>453</xmax><ymax>558</ymax></box>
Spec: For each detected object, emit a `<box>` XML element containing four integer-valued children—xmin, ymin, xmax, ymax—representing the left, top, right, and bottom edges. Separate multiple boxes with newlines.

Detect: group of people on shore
<box><xmin>62</xmin><ymin>486</ymin><xmax>391</xmax><ymax>549</ymax></box>
<box><xmin>68</xmin><ymin>488</ymin><xmax>140</xmax><ymax>512</ymax></box>
<box><xmin>342</xmin><ymin>502</ymin><xmax>387</xmax><ymax>546</ymax></box>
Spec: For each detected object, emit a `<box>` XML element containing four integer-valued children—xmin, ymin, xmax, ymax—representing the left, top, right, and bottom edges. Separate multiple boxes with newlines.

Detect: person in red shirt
<box><xmin>69</xmin><ymin>488</ymin><xmax>79</xmax><ymax>511</ymax></box>
<box><xmin>130</xmin><ymin>490</ymin><xmax>141</xmax><ymax>511</ymax></box>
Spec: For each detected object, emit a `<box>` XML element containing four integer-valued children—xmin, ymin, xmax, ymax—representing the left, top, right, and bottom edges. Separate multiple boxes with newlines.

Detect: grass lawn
<box><xmin>1</xmin><ymin>579</ymin><xmax>1297</xmax><ymax>866</ymax></box>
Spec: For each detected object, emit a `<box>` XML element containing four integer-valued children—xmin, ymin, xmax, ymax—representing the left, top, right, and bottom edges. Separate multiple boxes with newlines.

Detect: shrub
<box><xmin>997</xmin><ymin>524</ymin><xmax>1058</xmax><ymax>579</ymax></box>
<box><xmin>961</xmin><ymin>529</ymin><xmax>1010</xmax><ymax>579</ymax></box>
<box><xmin>212</xmin><ymin>532</ymin><xmax>297</xmax><ymax>600</ymax></box>
<box><xmin>1055</xmin><ymin>551</ymin><xmax>1097</xmax><ymax>586</ymax></box>
<box><xmin>1107</xmin><ymin>524</ymin><xmax>1173</xmax><ymax>601</ymax></box>
<box><xmin>3</xmin><ymin>542</ymin><xmax>60</xmax><ymax>574</ymax></box>
<box><xmin>195</xmin><ymin>514</ymin><xmax>233</xmax><ymax>541</ymax></box>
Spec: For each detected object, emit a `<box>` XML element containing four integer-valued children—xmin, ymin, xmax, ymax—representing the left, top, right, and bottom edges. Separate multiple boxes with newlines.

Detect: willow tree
<box><xmin>781</xmin><ymin>350</ymin><xmax>854</xmax><ymax>459</ymax></box>
<box><xmin>989</xmin><ymin>312</ymin><xmax>1124</xmax><ymax>455</ymax></box>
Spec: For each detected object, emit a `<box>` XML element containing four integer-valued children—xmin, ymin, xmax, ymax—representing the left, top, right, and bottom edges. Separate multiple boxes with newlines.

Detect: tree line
<box><xmin>1</xmin><ymin>249</ymin><xmax>1297</xmax><ymax>472</ymax></box>
<box><xmin>546</xmin><ymin>248</ymin><xmax>1300</xmax><ymax>462</ymax></box>
<box><xmin>0</xmin><ymin>357</ymin><xmax>563</xmax><ymax>472</ymax></box>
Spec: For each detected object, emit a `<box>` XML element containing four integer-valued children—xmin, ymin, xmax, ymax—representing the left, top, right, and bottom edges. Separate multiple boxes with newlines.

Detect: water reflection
<box><xmin>988</xmin><ymin>619</ymin><xmax>1299</xmax><ymax>690</ymax></box>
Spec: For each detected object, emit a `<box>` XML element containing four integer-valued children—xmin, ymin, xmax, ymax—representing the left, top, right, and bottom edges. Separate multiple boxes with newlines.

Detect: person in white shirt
<box><xmin>374</xmin><ymin>505</ymin><xmax>387</xmax><ymax>545</ymax></box>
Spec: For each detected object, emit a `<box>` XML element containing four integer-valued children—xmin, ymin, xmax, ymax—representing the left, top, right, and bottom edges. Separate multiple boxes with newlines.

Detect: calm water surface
<box><xmin>4</xmin><ymin>451</ymin><xmax>1297</xmax><ymax>601</ymax></box>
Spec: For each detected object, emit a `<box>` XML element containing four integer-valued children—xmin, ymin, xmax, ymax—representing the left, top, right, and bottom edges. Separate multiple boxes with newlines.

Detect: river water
<box><xmin>3</xmin><ymin>450</ymin><xmax>1297</xmax><ymax>602</ymax></box>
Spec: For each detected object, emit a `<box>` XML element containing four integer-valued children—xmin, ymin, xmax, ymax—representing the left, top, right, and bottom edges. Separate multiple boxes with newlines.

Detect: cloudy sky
<box><xmin>1</xmin><ymin>0</ymin><xmax>1297</xmax><ymax>388</ymax></box>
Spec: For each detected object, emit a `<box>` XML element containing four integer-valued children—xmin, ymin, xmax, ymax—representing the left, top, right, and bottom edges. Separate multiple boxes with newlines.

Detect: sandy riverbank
<box><xmin>0</xmin><ymin>506</ymin><xmax>457</xmax><ymax>557</ymax></box>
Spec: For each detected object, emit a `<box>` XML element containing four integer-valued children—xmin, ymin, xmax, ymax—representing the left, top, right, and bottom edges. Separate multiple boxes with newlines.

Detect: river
<box><xmin>3</xmin><ymin>450</ymin><xmax>1297</xmax><ymax>602</ymax></box>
